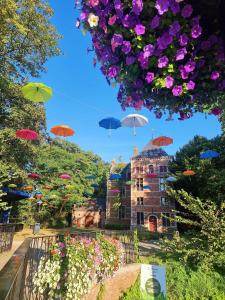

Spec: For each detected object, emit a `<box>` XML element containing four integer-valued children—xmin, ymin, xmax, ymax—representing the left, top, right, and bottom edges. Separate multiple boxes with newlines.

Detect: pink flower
<box><xmin>165</xmin><ymin>76</ymin><xmax>174</xmax><ymax>88</ymax></box>
<box><xmin>89</xmin><ymin>0</ymin><xmax>99</xmax><ymax>6</ymax></box>
<box><xmin>145</xmin><ymin>72</ymin><xmax>155</xmax><ymax>83</ymax></box>
<box><xmin>158</xmin><ymin>56</ymin><xmax>169</xmax><ymax>68</ymax></box>
<box><xmin>172</xmin><ymin>85</ymin><xmax>183</xmax><ymax>96</ymax></box>
<box><xmin>134</xmin><ymin>24</ymin><xmax>145</xmax><ymax>35</ymax></box>
<box><xmin>187</xmin><ymin>80</ymin><xmax>195</xmax><ymax>90</ymax></box>
<box><xmin>191</xmin><ymin>25</ymin><xmax>202</xmax><ymax>39</ymax></box>
<box><xmin>108</xmin><ymin>15</ymin><xmax>117</xmax><ymax>25</ymax></box>
<box><xmin>211</xmin><ymin>71</ymin><xmax>220</xmax><ymax>80</ymax></box>
<box><xmin>176</xmin><ymin>48</ymin><xmax>187</xmax><ymax>61</ymax></box>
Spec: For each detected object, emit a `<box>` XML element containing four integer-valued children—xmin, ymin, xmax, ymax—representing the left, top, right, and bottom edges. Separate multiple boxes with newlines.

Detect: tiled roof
<box><xmin>134</xmin><ymin>148</ymin><xmax>168</xmax><ymax>159</ymax></box>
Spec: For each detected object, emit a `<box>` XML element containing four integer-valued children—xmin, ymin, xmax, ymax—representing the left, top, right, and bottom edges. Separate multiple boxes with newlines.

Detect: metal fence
<box><xmin>0</xmin><ymin>224</ymin><xmax>15</xmax><ymax>253</ymax></box>
<box><xmin>0</xmin><ymin>230</ymin><xmax>137</xmax><ymax>300</ymax></box>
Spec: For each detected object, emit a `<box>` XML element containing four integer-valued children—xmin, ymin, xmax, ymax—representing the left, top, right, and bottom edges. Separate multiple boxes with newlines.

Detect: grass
<box><xmin>120</xmin><ymin>255</ymin><xmax>225</xmax><ymax>300</ymax></box>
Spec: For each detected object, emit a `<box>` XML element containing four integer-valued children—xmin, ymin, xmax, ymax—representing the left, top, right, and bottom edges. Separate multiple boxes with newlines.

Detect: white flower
<box><xmin>88</xmin><ymin>13</ymin><xmax>99</xmax><ymax>27</ymax></box>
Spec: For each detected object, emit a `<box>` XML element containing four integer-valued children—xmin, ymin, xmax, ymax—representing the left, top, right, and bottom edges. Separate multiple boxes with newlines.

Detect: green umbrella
<box><xmin>126</xmin><ymin>180</ymin><xmax>135</xmax><ymax>185</ymax></box>
<box><xmin>22</xmin><ymin>83</ymin><xmax>52</xmax><ymax>102</ymax></box>
<box><xmin>8</xmin><ymin>184</ymin><xmax>17</xmax><ymax>188</ymax></box>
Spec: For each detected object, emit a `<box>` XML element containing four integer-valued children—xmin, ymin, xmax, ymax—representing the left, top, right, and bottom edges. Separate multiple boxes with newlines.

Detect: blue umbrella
<box><xmin>91</xmin><ymin>184</ymin><xmax>99</xmax><ymax>188</ymax></box>
<box><xmin>83</xmin><ymin>192</ymin><xmax>92</xmax><ymax>198</ymax></box>
<box><xmin>85</xmin><ymin>175</ymin><xmax>96</xmax><ymax>180</ymax></box>
<box><xmin>110</xmin><ymin>174</ymin><xmax>122</xmax><ymax>180</ymax></box>
<box><xmin>166</xmin><ymin>176</ymin><xmax>177</xmax><ymax>182</ymax></box>
<box><xmin>99</xmin><ymin>117</ymin><xmax>121</xmax><ymax>136</ymax></box>
<box><xmin>200</xmin><ymin>150</ymin><xmax>220</xmax><ymax>159</ymax></box>
<box><xmin>143</xmin><ymin>185</ymin><xmax>152</xmax><ymax>190</ymax></box>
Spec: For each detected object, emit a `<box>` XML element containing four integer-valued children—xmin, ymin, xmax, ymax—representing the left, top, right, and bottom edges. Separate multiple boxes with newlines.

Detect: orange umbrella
<box><xmin>43</xmin><ymin>184</ymin><xmax>53</xmax><ymax>190</ymax></box>
<box><xmin>183</xmin><ymin>170</ymin><xmax>195</xmax><ymax>176</ymax></box>
<box><xmin>152</xmin><ymin>136</ymin><xmax>173</xmax><ymax>147</ymax></box>
<box><xmin>50</xmin><ymin>125</ymin><xmax>75</xmax><ymax>137</ymax></box>
<box><xmin>23</xmin><ymin>186</ymin><xmax>33</xmax><ymax>191</ymax></box>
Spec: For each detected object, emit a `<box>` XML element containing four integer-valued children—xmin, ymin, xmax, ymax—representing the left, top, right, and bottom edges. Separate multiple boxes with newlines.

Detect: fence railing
<box><xmin>0</xmin><ymin>230</ymin><xmax>137</xmax><ymax>300</ymax></box>
<box><xmin>0</xmin><ymin>224</ymin><xmax>15</xmax><ymax>253</ymax></box>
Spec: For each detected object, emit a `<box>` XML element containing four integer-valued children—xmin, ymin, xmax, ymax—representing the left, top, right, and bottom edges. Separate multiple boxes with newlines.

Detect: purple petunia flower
<box><xmin>157</xmin><ymin>32</ymin><xmax>173</xmax><ymax>50</ymax></box>
<box><xmin>187</xmin><ymin>80</ymin><xmax>195</xmax><ymax>90</ymax></box>
<box><xmin>184</xmin><ymin>60</ymin><xmax>196</xmax><ymax>73</ymax></box>
<box><xmin>150</xmin><ymin>15</ymin><xmax>160</xmax><ymax>29</ymax></box>
<box><xmin>196</xmin><ymin>59</ymin><xmax>205</xmax><ymax>69</ymax></box>
<box><xmin>176</xmin><ymin>48</ymin><xmax>187</xmax><ymax>61</ymax></box>
<box><xmin>165</xmin><ymin>76</ymin><xmax>174</xmax><ymax>88</ymax></box>
<box><xmin>108</xmin><ymin>66</ymin><xmax>119</xmax><ymax>78</ymax></box>
<box><xmin>179</xmin><ymin>34</ymin><xmax>188</xmax><ymax>46</ymax></box>
<box><xmin>181</xmin><ymin>4</ymin><xmax>193</xmax><ymax>18</ymax></box>
<box><xmin>122</xmin><ymin>41</ymin><xmax>131</xmax><ymax>54</ymax></box>
<box><xmin>169</xmin><ymin>21</ymin><xmax>181</xmax><ymax>36</ymax></box>
<box><xmin>158</xmin><ymin>56</ymin><xmax>169</xmax><ymax>68</ymax></box>
<box><xmin>143</xmin><ymin>44</ymin><xmax>154</xmax><ymax>58</ymax></box>
<box><xmin>80</xmin><ymin>11</ymin><xmax>88</xmax><ymax>21</ymax></box>
<box><xmin>169</xmin><ymin>0</ymin><xmax>180</xmax><ymax>14</ymax></box>
<box><xmin>145</xmin><ymin>72</ymin><xmax>155</xmax><ymax>83</ymax></box>
<box><xmin>211</xmin><ymin>71</ymin><xmax>220</xmax><ymax>80</ymax></box>
<box><xmin>114</xmin><ymin>0</ymin><xmax>123</xmax><ymax>19</ymax></box>
<box><xmin>191</xmin><ymin>16</ymin><xmax>200</xmax><ymax>26</ymax></box>
<box><xmin>179</xmin><ymin>65</ymin><xmax>188</xmax><ymax>79</ymax></box>
<box><xmin>172</xmin><ymin>85</ymin><xmax>183</xmax><ymax>96</ymax></box>
<box><xmin>111</xmin><ymin>33</ymin><xmax>123</xmax><ymax>52</ymax></box>
<box><xmin>211</xmin><ymin>107</ymin><xmax>222</xmax><ymax>116</ymax></box>
<box><xmin>200</xmin><ymin>40</ymin><xmax>211</xmax><ymax>51</ymax></box>
<box><xmin>191</xmin><ymin>24</ymin><xmax>202</xmax><ymax>39</ymax></box>
<box><xmin>155</xmin><ymin>0</ymin><xmax>169</xmax><ymax>15</ymax></box>
<box><xmin>132</xmin><ymin>0</ymin><xmax>143</xmax><ymax>15</ymax></box>
<box><xmin>138</xmin><ymin>52</ymin><xmax>149</xmax><ymax>69</ymax></box>
<box><xmin>126</xmin><ymin>56</ymin><xmax>136</xmax><ymax>65</ymax></box>
<box><xmin>122</xmin><ymin>13</ymin><xmax>139</xmax><ymax>28</ymax></box>
<box><xmin>134</xmin><ymin>24</ymin><xmax>145</xmax><ymax>35</ymax></box>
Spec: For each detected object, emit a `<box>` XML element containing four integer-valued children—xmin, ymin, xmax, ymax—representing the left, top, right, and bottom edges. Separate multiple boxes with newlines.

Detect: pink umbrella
<box><xmin>16</xmin><ymin>129</ymin><xmax>38</xmax><ymax>140</ymax></box>
<box><xmin>59</xmin><ymin>174</ymin><xmax>72</xmax><ymax>180</ymax></box>
<box><xmin>111</xmin><ymin>189</ymin><xmax>120</xmax><ymax>193</ymax></box>
<box><xmin>28</xmin><ymin>172</ymin><xmax>40</xmax><ymax>180</ymax></box>
<box><xmin>146</xmin><ymin>173</ymin><xmax>158</xmax><ymax>178</ymax></box>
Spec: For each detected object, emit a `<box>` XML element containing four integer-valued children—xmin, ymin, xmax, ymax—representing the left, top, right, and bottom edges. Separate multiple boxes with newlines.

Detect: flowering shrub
<box><xmin>77</xmin><ymin>0</ymin><xmax>225</xmax><ymax>119</ymax></box>
<box><xmin>33</xmin><ymin>235</ymin><xmax>124</xmax><ymax>300</ymax></box>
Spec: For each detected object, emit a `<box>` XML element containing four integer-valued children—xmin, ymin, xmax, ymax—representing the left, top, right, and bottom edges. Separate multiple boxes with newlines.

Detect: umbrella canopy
<box><xmin>8</xmin><ymin>184</ymin><xmax>17</xmax><ymax>189</ymax></box>
<box><xmin>200</xmin><ymin>150</ymin><xmax>220</xmax><ymax>159</ymax></box>
<box><xmin>23</xmin><ymin>186</ymin><xmax>33</xmax><ymax>191</ymax></box>
<box><xmin>91</xmin><ymin>183</ymin><xmax>99</xmax><ymax>188</ymax></box>
<box><xmin>110</xmin><ymin>174</ymin><xmax>122</xmax><ymax>180</ymax></box>
<box><xmin>152</xmin><ymin>136</ymin><xmax>173</xmax><ymax>147</ymax></box>
<box><xmin>166</xmin><ymin>176</ymin><xmax>177</xmax><ymax>182</ymax></box>
<box><xmin>50</xmin><ymin>125</ymin><xmax>75</xmax><ymax>137</ymax></box>
<box><xmin>183</xmin><ymin>170</ymin><xmax>195</xmax><ymax>176</ymax></box>
<box><xmin>111</xmin><ymin>189</ymin><xmax>120</xmax><ymax>193</ymax></box>
<box><xmin>28</xmin><ymin>172</ymin><xmax>40</xmax><ymax>180</ymax></box>
<box><xmin>146</xmin><ymin>173</ymin><xmax>158</xmax><ymax>178</ymax></box>
<box><xmin>22</xmin><ymin>83</ymin><xmax>52</xmax><ymax>102</ymax></box>
<box><xmin>43</xmin><ymin>184</ymin><xmax>53</xmax><ymax>190</ymax></box>
<box><xmin>16</xmin><ymin>129</ymin><xmax>38</xmax><ymax>140</ymax></box>
<box><xmin>99</xmin><ymin>117</ymin><xmax>121</xmax><ymax>130</ymax></box>
<box><xmin>143</xmin><ymin>185</ymin><xmax>152</xmax><ymax>189</ymax></box>
<box><xmin>59</xmin><ymin>174</ymin><xmax>72</xmax><ymax>180</ymax></box>
<box><xmin>126</xmin><ymin>180</ymin><xmax>135</xmax><ymax>185</ymax></box>
<box><xmin>121</xmin><ymin>114</ymin><xmax>148</xmax><ymax>135</ymax></box>
<box><xmin>85</xmin><ymin>175</ymin><xmax>96</xmax><ymax>180</ymax></box>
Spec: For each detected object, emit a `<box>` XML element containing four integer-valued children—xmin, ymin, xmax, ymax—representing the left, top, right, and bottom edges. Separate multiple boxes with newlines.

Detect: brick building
<box><xmin>106</xmin><ymin>143</ymin><xmax>176</xmax><ymax>232</ymax></box>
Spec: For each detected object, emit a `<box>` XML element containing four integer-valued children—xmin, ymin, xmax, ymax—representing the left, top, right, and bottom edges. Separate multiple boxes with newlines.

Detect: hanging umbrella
<box><xmin>110</xmin><ymin>174</ymin><xmax>122</xmax><ymax>180</ymax></box>
<box><xmin>183</xmin><ymin>170</ymin><xmax>195</xmax><ymax>176</ymax></box>
<box><xmin>16</xmin><ymin>129</ymin><xmax>38</xmax><ymax>140</ymax></box>
<box><xmin>200</xmin><ymin>150</ymin><xmax>220</xmax><ymax>159</ymax></box>
<box><xmin>99</xmin><ymin>117</ymin><xmax>121</xmax><ymax>136</ymax></box>
<box><xmin>23</xmin><ymin>186</ymin><xmax>33</xmax><ymax>191</ymax></box>
<box><xmin>35</xmin><ymin>191</ymin><xmax>43</xmax><ymax>199</ymax></box>
<box><xmin>166</xmin><ymin>176</ymin><xmax>177</xmax><ymax>182</ymax></box>
<box><xmin>91</xmin><ymin>183</ymin><xmax>99</xmax><ymax>188</ymax></box>
<box><xmin>50</xmin><ymin>125</ymin><xmax>75</xmax><ymax>137</ymax></box>
<box><xmin>126</xmin><ymin>180</ymin><xmax>135</xmax><ymax>185</ymax></box>
<box><xmin>22</xmin><ymin>83</ymin><xmax>52</xmax><ymax>102</ymax></box>
<box><xmin>8</xmin><ymin>184</ymin><xmax>17</xmax><ymax>189</ymax></box>
<box><xmin>143</xmin><ymin>185</ymin><xmax>152</xmax><ymax>190</ymax></box>
<box><xmin>65</xmin><ymin>185</ymin><xmax>74</xmax><ymax>190</ymax></box>
<box><xmin>146</xmin><ymin>173</ymin><xmax>158</xmax><ymax>178</ymax></box>
<box><xmin>152</xmin><ymin>136</ymin><xmax>173</xmax><ymax>147</ymax></box>
<box><xmin>121</xmin><ymin>114</ymin><xmax>149</xmax><ymax>135</ymax></box>
<box><xmin>28</xmin><ymin>197</ymin><xmax>36</xmax><ymax>201</ymax></box>
<box><xmin>111</xmin><ymin>189</ymin><xmax>120</xmax><ymax>193</ymax></box>
<box><xmin>59</xmin><ymin>174</ymin><xmax>72</xmax><ymax>180</ymax></box>
<box><xmin>43</xmin><ymin>184</ymin><xmax>53</xmax><ymax>190</ymax></box>
<box><xmin>28</xmin><ymin>172</ymin><xmax>40</xmax><ymax>180</ymax></box>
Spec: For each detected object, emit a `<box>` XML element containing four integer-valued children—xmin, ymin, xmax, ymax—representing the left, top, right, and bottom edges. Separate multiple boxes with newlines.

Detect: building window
<box><xmin>159</xmin><ymin>166</ymin><xmax>168</xmax><ymax>173</ymax></box>
<box><xmin>137</xmin><ymin>212</ymin><xmax>144</xmax><ymax>225</ymax></box>
<box><xmin>119</xmin><ymin>205</ymin><xmax>125</xmax><ymax>219</ymax></box>
<box><xmin>136</xmin><ymin>178</ymin><xmax>143</xmax><ymax>191</ymax></box>
<box><xmin>135</xmin><ymin>167</ymin><xmax>140</xmax><ymax>173</ymax></box>
<box><xmin>162</xmin><ymin>213</ymin><xmax>171</xmax><ymax>227</ymax></box>
<box><xmin>149</xmin><ymin>165</ymin><xmax>154</xmax><ymax>173</ymax></box>
<box><xmin>161</xmin><ymin>197</ymin><xmax>170</xmax><ymax>206</ymax></box>
<box><xmin>137</xmin><ymin>197</ymin><xmax>144</xmax><ymax>205</ymax></box>
<box><xmin>170</xmin><ymin>214</ymin><xmax>176</xmax><ymax>227</ymax></box>
<box><xmin>159</xmin><ymin>178</ymin><xmax>166</xmax><ymax>191</ymax></box>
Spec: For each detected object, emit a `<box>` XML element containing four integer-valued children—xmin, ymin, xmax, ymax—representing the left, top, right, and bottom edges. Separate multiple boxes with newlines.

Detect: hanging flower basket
<box><xmin>77</xmin><ymin>0</ymin><xmax>225</xmax><ymax>119</ymax></box>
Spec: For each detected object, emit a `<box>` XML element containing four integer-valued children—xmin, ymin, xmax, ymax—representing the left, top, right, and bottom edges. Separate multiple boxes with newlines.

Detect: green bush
<box><xmin>104</xmin><ymin>223</ymin><xmax>130</xmax><ymax>230</ymax></box>
<box><xmin>137</xmin><ymin>231</ymin><xmax>166</xmax><ymax>241</ymax></box>
<box><xmin>120</xmin><ymin>256</ymin><xmax>225</xmax><ymax>300</ymax></box>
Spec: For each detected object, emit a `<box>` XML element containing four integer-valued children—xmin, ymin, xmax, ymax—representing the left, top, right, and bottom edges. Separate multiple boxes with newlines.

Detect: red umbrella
<box><xmin>16</xmin><ymin>129</ymin><xmax>38</xmax><ymax>140</ymax></box>
<box><xmin>28</xmin><ymin>173</ymin><xmax>40</xmax><ymax>180</ymax></box>
<box><xmin>152</xmin><ymin>136</ymin><xmax>173</xmax><ymax>147</ymax></box>
<box><xmin>59</xmin><ymin>174</ymin><xmax>71</xmax><ymax>180</ymax></box>
<box><xmin>146</xmin><ymin>173</ymin><xmax>158</xmax><ymax>178</ymax></box>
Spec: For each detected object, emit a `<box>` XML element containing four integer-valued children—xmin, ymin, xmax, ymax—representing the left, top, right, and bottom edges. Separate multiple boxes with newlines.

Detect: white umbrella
<box><xmin>121</xmin><ymin>114</ymin><xmax>149</xmax><ymax>135</ymax></box>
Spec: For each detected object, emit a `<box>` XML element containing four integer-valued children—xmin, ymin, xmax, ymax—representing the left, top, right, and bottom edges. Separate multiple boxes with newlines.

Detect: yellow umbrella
<box><xmin>22</xmin><ymin>83</ymin><xmax>52</xmax><ymax>102</ymax></box>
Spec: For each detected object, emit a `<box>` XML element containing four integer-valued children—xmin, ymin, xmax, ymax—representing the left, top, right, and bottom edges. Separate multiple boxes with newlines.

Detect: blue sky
<box><xmin>39</xmin><ymin>1</ymin><xmax>221</xmax><ymax>162</ymax></box>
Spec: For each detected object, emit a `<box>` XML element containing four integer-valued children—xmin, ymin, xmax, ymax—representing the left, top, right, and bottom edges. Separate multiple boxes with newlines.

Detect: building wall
<box><xmin>72</xmin><ymin>205</ymin><xmax>101</xmax><ymax>228</ymax></box>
